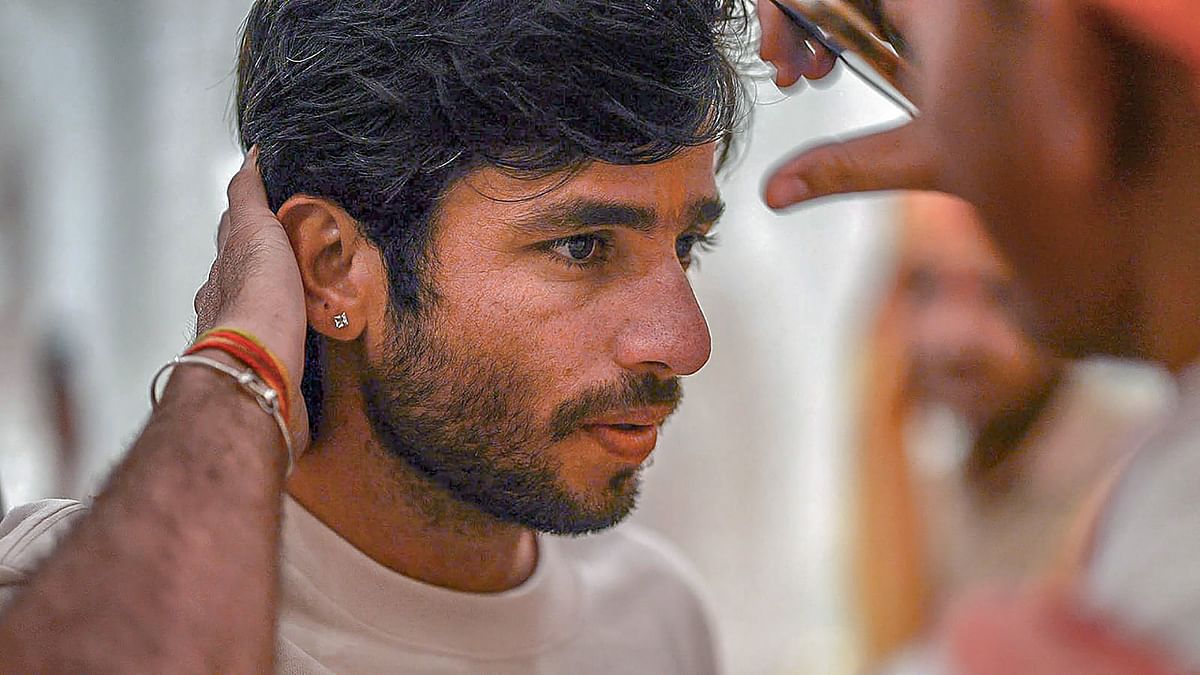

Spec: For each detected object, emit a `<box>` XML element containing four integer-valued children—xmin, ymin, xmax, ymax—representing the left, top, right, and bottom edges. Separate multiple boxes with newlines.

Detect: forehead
<box><xmin>441</xmin><ymin>145</ymin><xmax>720</xmax><ymax>229</ymax></box>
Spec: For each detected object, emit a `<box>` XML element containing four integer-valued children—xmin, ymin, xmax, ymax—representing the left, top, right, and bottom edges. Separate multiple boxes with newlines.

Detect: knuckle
<box><xmin>226</xmin><ymin>167</ymin><xmax>249</xmax><ymax>201</ymax></box>
<box><xmin>802</xmin><ymin>143</ymin><xmax>858</xmax><ymax>194</ymax></box>
<box><xmin>826</xmin><ymin>142</ymin><xmax>861</xmax><ymax>176</ymax></box>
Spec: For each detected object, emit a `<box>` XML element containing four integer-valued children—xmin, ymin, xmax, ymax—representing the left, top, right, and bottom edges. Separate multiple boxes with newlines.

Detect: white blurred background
<box><xmin>0</xmin><ymin>2</ymin><xmax>905</xmax><ymax>672</ymax></box>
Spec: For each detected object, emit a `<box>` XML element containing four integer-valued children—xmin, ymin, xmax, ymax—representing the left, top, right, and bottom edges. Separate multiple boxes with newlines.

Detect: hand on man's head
<box><xmin>193</xmin><ymin>148</ymin><xmax>309</xmax><ymax>444</ymax></box>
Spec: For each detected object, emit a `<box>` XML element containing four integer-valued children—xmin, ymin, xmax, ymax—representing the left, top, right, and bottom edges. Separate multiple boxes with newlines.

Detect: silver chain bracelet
<box><xmin>150</xmin><ymin>354</ymin><xmax>296</xmax><ymax>476</ymax></box>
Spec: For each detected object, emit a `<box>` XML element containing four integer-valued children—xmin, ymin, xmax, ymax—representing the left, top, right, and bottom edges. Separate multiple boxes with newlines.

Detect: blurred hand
<box><xmin>944</xmin><ymin>587</ymin><xmax>1186</xmax><ymax>675</ymax></box>
<box><xmin>757</xmin><ymin>0</ymin><xmax>941</xmax><ymax>207</ymax></box>
<box><xmin>757</xmin><ymin>0</ymin><xmax>840</xmax><ymax>88</ymax></box>
<box><xmin>194</xmin><ymin>148</ymin><xmax>309</xmax><ymax>445</ymax></box>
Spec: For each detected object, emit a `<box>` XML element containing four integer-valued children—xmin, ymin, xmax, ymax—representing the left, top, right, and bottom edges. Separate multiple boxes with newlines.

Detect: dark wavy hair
<box><xmin>236</xmin><ymin>0</ymin><xmax>750</xmax><ymax>437</ymax></box>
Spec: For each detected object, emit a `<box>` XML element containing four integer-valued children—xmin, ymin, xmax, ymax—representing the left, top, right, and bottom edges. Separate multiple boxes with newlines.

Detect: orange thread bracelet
<box><xmin>210</xmin><ymin>327</ymin><xmax>293</xmax><ymax>399</ymax></box>
<box><xmin>150</xmin><ymin>352</ymin><xmax>296</xmax><ymax>476</ymax></box>
<box><xmin>186</xmin><ymin>328</ymin><xmax>292</xmax><ymax>424</ymax></box>
<box><xmin>187</xmin><ymin>336</ymin><xmax>287</xmax><ymax>421</ymax></box>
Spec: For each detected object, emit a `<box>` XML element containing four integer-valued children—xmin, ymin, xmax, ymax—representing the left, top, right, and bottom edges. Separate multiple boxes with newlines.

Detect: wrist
<box><xmin>153</xmin><ymin>351</ymin><xmax>296</xmax><ymax>475</ymax></box>
<box><xmin>210</xmin><ymin>317</ymin><xmax>303</xmax><ymax>385</ymax></box>
<box><xmin>154</xmin><ymin>361</ymin><xmax>290</xmax><ymax>475</ymax></box>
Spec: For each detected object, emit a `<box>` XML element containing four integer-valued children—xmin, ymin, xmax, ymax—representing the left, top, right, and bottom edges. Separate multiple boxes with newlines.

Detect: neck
<box><xmin>1131</xmin><ymin>72</ymin><xmax>1200</xmax><ymax>374</ymax></box>
<box><xmin>285</xmin><ymin>349</ymin><xmax>537</xmax><ymax>593</ymax></box>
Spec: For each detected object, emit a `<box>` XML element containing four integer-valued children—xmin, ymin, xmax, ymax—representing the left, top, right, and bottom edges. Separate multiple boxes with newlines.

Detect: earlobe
<box><xmin>277</xmin><ymin>195</ymin><xmax>369</xmax><ymax>341</ymax></box>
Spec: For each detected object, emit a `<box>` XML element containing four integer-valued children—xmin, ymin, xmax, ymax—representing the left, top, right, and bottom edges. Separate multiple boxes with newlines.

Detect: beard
<box><xmin>360</xmin><ymin>312</ymin><xmax>682</xmax><ymax>535</ymax></box>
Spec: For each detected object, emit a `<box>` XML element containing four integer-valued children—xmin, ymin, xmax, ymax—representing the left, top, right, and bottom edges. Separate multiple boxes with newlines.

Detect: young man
<box><xmin>0</xmin><ymin>1</ymin><xmax>749</xmax><ymax>672</ymax></box>
<box><xmin>762</xmin><ymin>0</ymin><xmax>1200</xmax><ymax>670</ymax></box>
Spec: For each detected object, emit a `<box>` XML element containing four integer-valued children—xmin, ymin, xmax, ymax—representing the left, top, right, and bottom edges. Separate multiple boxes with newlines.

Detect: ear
<box><xmin>1023</xmin><ymin>0</ymin><xmax>1120</xmax><ymax>194</ymax></box>
<box><xmin>277</xmin><ymin>195</ymin><xmax>376</xmax><ymax>341</ymax></box>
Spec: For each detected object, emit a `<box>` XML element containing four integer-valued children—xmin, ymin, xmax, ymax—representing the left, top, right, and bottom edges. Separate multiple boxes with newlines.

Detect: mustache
<box><xmin>548</xmin><ymin>373</ymin><xmax>682</xmax><ymax>442</ymax></box>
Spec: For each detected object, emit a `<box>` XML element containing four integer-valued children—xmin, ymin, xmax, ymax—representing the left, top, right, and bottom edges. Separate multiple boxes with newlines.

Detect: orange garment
<box><xmin>1092</xmin><ymin>0</ymin><xmax>1200</xmax><ymax>95</ymax></box>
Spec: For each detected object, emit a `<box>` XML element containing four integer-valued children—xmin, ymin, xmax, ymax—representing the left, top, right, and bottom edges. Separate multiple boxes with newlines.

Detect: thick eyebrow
<box><xmin>511</xmin><ymin>196</ymin><xmax>726</xmax><ymax>236</ymax></box>
<box><xmin>690</xmin><ymin>198</ymin><xmax>725</xmax><ymax>229</ymax></box>
<box><xmin>510</xmin><ymin>199</ymin><xmax>657</xmax><ymax>236</ymax></box>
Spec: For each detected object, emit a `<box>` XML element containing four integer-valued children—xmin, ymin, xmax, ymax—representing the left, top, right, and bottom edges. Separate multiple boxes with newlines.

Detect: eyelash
<box><xmin>677</xmin><ymin>232</ymin><xmax>719</xmax><ymax>268</ymax></box>
<box><xmin>543</xmin><ymin>231</ymin><xmax>719</xmax><ymax>269</ymax></box>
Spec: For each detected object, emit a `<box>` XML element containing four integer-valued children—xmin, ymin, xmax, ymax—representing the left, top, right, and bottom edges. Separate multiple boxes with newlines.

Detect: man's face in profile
<box><xmin>357</xmin><ymin>146</ymin><xmax>722</xmax><ymax>534</ymax></box>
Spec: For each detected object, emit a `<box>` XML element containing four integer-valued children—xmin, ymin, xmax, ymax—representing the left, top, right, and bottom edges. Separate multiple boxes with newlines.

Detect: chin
<box><xmin>589</xmin><ymin>463</ymin><xmax>642</xmax><ymax>503</ymax></box>
<box><xmin>553</xmin><ymin>467</ymin><xmax>642</xmax><ymax>534</ymax></box>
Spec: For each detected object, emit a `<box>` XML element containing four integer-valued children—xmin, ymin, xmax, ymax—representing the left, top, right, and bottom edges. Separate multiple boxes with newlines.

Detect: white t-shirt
<box><xmin>1084</xmin><ymin>364</ymin><xmax>1200</xmax><ymax>668</ymax></box>
<box><xmin>906</xmin><ymin>360</ymin><xmax>1170</xmax><ymax>610</ymax></box>
<box><xmin>0</xmin><ymin>496</ymin><xmax>719</xmax><ymax>674</ymax></box>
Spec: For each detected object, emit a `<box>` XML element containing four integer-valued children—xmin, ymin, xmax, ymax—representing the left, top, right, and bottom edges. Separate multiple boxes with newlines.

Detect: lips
<box><xmin>582</xmin><ymin>424</ymin><xmax>659</xmax><ymax>463</ymax></box>
<box><xmin>579</xmin><ymin>406</ymin><xmax>672</xmax><ymax>464</ymax></box>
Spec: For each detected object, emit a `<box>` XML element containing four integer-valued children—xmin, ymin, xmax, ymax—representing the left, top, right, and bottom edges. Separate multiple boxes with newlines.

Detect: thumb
<box><xmin>762</xmin><ymin>120</ymin><xmax>940</xmax><ymax>208</ymax></box>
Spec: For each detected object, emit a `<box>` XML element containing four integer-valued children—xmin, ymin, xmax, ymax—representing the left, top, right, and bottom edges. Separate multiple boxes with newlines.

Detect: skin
<box><xmin>761</xmin><ymin>1</ymin><xmax>1200</xmax><ymax>373</ymax></box>
<box><xmin>761</xmin><ymin>0</ymin><xmax>1200</xmax><ymax>365</ymax></box>
<box><xmin>912</xmin><ymin>0</ymin><xmax>1200</xmax><ymax>370</ymax></box>
<box><xmin>282</xmin><ymin>145</ymin><xmax>721</xmax><ymax>593</ymax></box>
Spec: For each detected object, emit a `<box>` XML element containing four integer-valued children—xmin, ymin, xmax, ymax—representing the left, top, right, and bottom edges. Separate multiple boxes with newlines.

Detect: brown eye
<box><xmin>549</xmin><ymin>234</ymin><xmax>606</xmax><ymax>265</ymax></box>
<box><xmin>566</xmin><ymin>236</ymin><xmax>597</xmax><ymax>260</ymax></box>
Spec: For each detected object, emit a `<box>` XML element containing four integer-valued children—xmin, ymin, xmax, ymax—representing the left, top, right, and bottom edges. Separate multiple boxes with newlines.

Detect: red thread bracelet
<box><xmin>187</xmin><ymin>328</ymin><xmax>292</xmax><ymax>423</ymax></box>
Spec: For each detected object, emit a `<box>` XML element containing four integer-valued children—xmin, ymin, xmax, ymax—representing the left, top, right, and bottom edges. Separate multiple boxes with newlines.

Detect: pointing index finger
<box><xmin>762</xmin><ymin>121</ymin><xmax>940</xmax><ymax>208</ymax></box>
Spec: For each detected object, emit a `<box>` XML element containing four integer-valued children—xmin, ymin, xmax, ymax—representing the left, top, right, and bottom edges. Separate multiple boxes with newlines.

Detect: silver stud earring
<box><xmin>333</xmin><ymin>312</ymin><xmax>349</xmax><ymax>330</ymax></box>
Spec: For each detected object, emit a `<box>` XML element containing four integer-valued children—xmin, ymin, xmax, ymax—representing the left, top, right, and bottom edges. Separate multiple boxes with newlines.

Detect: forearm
<box><xmin>0</xmin><ymin>363</ymin><xmax>287</xmax><ymax>673</ymax></box>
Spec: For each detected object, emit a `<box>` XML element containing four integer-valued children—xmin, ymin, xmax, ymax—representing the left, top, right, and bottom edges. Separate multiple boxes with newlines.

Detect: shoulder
<box><xmin>1065</xmin><ymin>359</ymin><xmax>1174</xmax><ymax>442</ymax></box>
<box><xmin>1084</xmin><ymin>403</ymin><xmax>1200</xmax><ymax>668</ymax></box>
<box><xmin>0</xmin><ymin>500</ymin><xmax>88</xmax><ymax>586</ymax></box>
<box><xmin>1027</xmin><ymin>360</ymin><xmax>1174</xmax><ymax>491</ymax></box>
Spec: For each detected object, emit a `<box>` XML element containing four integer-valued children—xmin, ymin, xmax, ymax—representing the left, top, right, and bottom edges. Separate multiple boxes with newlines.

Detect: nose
<box><xmin>914</xmin><ymin>295</ymin><xmax>993</xmax><ymax>363</ymax></box>
<box><xmin>612</xmin><ymin>263</ymin><xmax>712</xmax><ymax>378</ymax></box>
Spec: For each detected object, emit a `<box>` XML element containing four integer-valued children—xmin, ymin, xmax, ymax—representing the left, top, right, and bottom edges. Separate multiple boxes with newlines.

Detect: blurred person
<box><xmin>761</xmin><ymin>0</ymin><xmax>1200</xmax><ymax>670</ymax></box>
<box><xmin>855</xmin><ymin>192</ymin><xmax>1170</xmax><ymax>669</ymax></box>
<box><xmin>0</xmin><ymin>1</ymin><xmax>751</xmax><ymax>672</ymax></box>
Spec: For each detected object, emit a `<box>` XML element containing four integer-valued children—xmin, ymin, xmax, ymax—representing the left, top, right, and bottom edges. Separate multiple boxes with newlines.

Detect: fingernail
<box><xmin>243</xmin><ymin>145</ymin><xmax>259</xmax><ymax>168</ymax></box>
<box><xmin>765</xmin><ymin>179</ymin><xmax>809</xmax><ymax>209</ymax></box>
